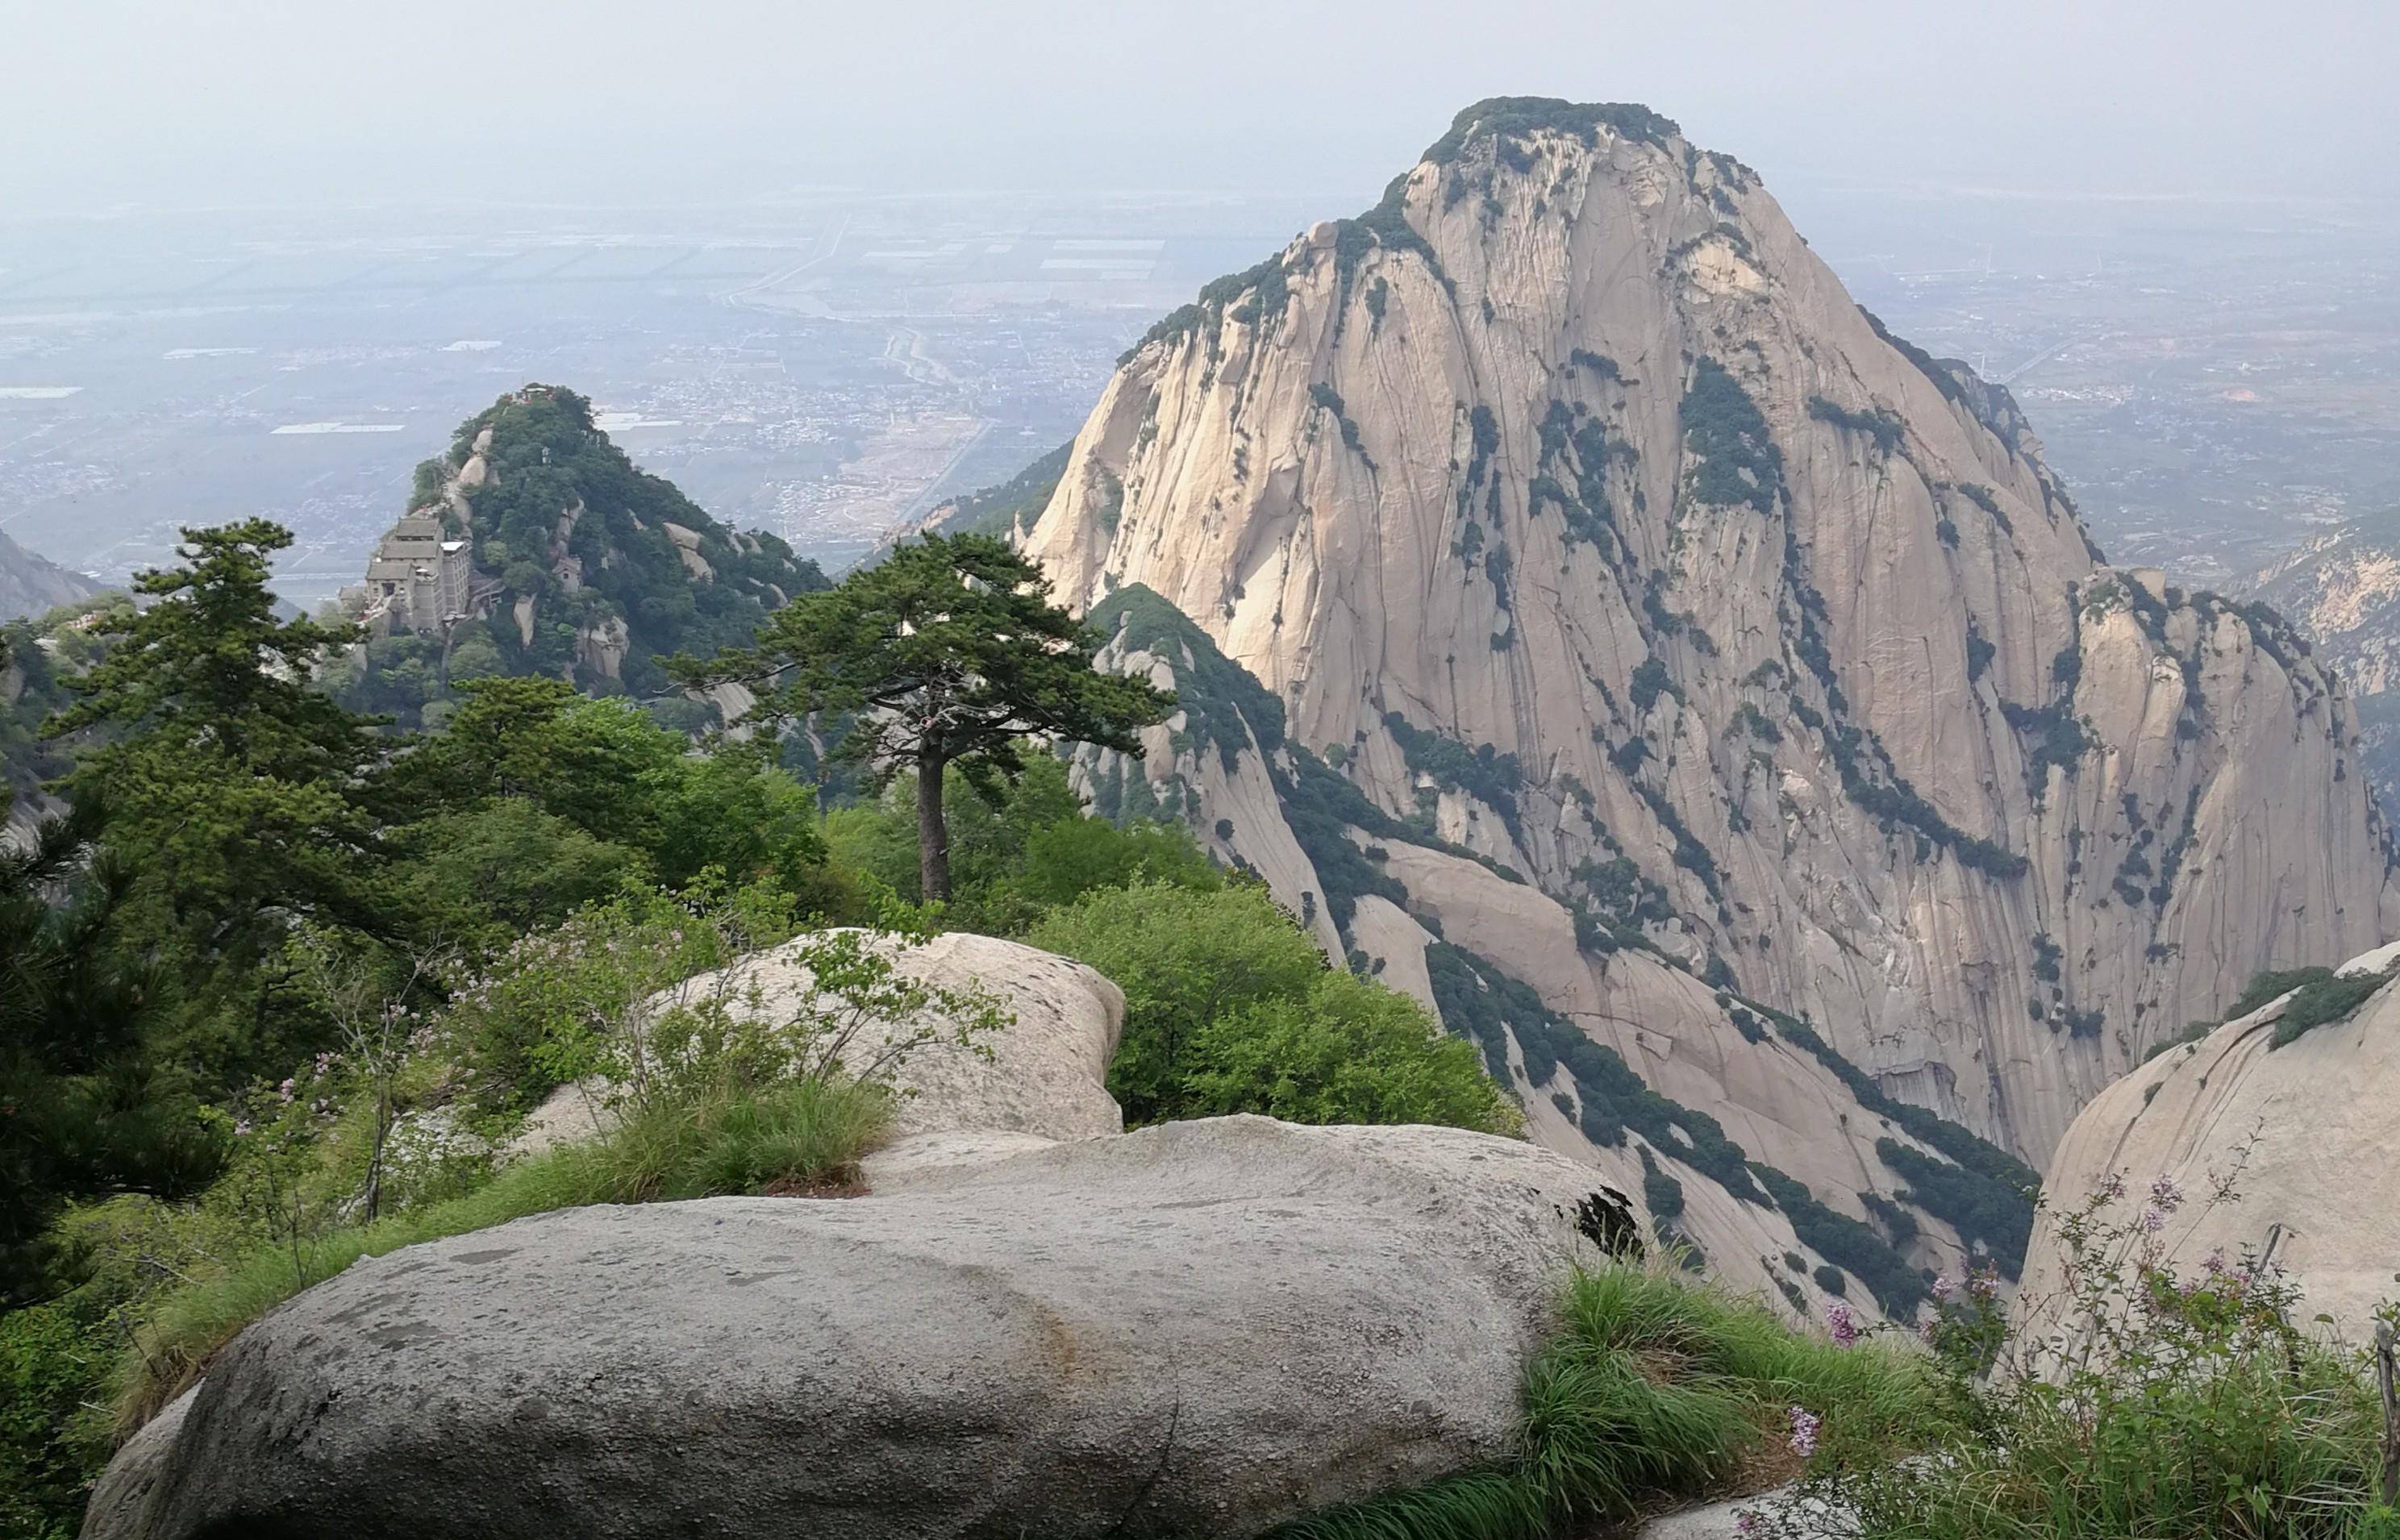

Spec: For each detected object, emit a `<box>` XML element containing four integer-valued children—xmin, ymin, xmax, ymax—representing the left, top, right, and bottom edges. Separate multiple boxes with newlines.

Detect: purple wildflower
<box><xmin>1788</xmin><ymin>1405</ymin><xmax>1822</xmax><ymax>1459</ymax></box>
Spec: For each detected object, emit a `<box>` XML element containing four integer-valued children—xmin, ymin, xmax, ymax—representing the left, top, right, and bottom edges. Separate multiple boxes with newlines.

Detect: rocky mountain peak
<box><xmin>1023</xmin><ymin>98</ymin><xmax>2396</xmax><ymax>1193</ymax></box>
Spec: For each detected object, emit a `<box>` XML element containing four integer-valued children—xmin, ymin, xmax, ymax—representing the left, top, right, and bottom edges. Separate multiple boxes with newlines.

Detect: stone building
<box><xmin>357</xmin><ymin>514</ymin><xmax>470</xmax><ymax>635</ymax></box>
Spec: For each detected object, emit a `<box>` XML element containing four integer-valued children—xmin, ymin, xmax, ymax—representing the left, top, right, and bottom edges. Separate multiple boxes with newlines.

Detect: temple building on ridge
<box><xmin>355</xmin><ymin>514</ymin><xmax>471</xmax><ymax>636</ymax></box>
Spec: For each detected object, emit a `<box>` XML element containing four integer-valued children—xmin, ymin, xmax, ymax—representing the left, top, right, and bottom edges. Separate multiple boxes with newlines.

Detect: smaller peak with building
<box><xmin>333</xmin><ymin>385</ymin><xmax>827</xmax><ymax>726</ymax></box>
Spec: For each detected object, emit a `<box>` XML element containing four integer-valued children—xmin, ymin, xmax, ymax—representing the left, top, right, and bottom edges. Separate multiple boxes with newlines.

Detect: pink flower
<box><xmin>1967</xmin><ymin>1268</ymin><xmax>1999</xmax><ymax>1303</ymax></box>
<box><xmin>1931</xmin><ymin>1273</ymin><xmax>1956</xmax><ymax>1302</ymax></box>
<box><xmin>2140</xmin><ymin>1206</ymin><xmax>2166</xmax><ymax>1234</ymax></box>
<box><xmin>2096</xmin><ymin>1172</ymin><xmax>2127</xmax><ymax>1202</ymax></box>
<box><xmin>1825</xmin><ymin>1301</ymin><xmax>1860</xmax><ymax>1347</ymax></box>
<box><xmin>1788</xmin><ymin>1405</ymin><xmax>1822</xmax><ymax>1458</ymax></box>
<box><xmin>277</xmin><ymin>1078</ymin><xmax>295</xmax><ymax>1105</ymax></box>
<box><xmin>1735</xmin><ymin>1514</ymin><xmax>1760</xmax><ymax>1537</ymax></box>
<box><xmin>2202</xmin><ymin>1247</ymin><xmax>2228</xmax><ymax>1275</ymax></box>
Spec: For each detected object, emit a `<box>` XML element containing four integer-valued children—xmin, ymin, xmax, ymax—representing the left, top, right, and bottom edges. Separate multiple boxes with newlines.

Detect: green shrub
<box><xmin>1640</xmin><ymin>1147</ymin><xmax>1685</xmax><ymax>1221</ymax></box>
<box><xmin>823</xmin><ymin>757</ymin><xmax>1219</xmax><ymax>934</ymax></box>
<box><xmin>1682</xmin><ymin>360</ymin><xmax>1784</xmax><ymax>514</ymax></box>
<box><xmin>1</xmin><ymin>1293</ymin><xmax>111</xmax><ymax>1539</ymax></box>
<box><xmin>2269</xmin><ymin>964</ymin><xmax>2394</xmax><ymax>1047</ymax></box>
<box><xmin>1180</xmin><ymin>972</ymin><xmax>1522</xmax><ymax>1135</ymax></box>
<box><xmin>1029</xmin><ymin>879</ymin><xmax>1327</xmax><ymax>1125</ymax></box>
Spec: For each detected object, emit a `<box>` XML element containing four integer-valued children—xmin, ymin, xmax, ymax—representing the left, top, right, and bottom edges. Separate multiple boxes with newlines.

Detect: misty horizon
<box><xmin>7</xmin><ymin>0</ymin><xmax>2394</xmax><ymax>219</ymax></box>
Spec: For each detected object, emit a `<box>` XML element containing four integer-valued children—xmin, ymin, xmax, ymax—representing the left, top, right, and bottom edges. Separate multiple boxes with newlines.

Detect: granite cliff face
<box><xmin>1021</xmin><ymin>99</ymin><xmax>2397</xmax><ymax>1181</ymax></box>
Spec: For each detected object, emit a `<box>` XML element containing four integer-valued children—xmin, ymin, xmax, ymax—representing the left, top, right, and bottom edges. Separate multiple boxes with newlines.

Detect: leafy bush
<box><xmin>1030</xmin><ymin>880</ymin><xmax>1328</xmax><ymax>1125</ymax></box>
<box><xmin>1639</xmin><ymin>1146</ymin><xmax>1685</xmax><ymax>1220</ymax></box>
<box><xmin>444</xmin><ymin>876</ymin><xmax>798</xmax><ymax>1113</ymax></box>
<box><xmin>2269</xmin><ymin>964</ymin><xmax>2394</xmax><ymax>1047</ymax></box>
<box><xmin>1806</xmin><ymin>395</ymin><xmax>1906</xmax><ymax>456</ymax></box>
<box><xmin>823</xmin><ymin>756</ymin><xmax>1219</xmax><ymax>934</ymax></box>
<box><xmin>1180</xmin><ymin>972</ymin><xmax>1522</xmax><ymax>1135</ymax></box>
<box><xmin>1682</xmin><ymin>360</ymin><xmax>1784</xmax><ymax>514</ymax></box>
<box><xmin>106</xmin><ymin>902</ymin><xmax>1002</xmax><ymax>1438</ymax></box>
<box><xmin>1</xmin><ymin>1292</ymin><xmax>110</xmax><ymax>1539</ymax></box>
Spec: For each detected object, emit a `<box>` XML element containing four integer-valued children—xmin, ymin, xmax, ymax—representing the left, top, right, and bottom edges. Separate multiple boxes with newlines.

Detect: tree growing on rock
<box><xmin>677</xmin><ymin>533</ymin><xmax>1172</xmax><ymax>901</ymax></box>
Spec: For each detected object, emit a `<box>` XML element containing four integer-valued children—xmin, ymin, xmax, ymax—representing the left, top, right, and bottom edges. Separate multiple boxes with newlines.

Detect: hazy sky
<box><xmin>6</xmin><ymin>0</ymin><xmax>2394</xmax><ymax>214</ymax></box>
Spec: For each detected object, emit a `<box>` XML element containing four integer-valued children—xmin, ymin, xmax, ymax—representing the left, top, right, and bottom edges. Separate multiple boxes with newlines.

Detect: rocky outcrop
<box><xmin>0</xmin><ymin>527</ymin><xmax>98</xmax><ymax>623</ymax></box>
<box><xmin>507</xmin><ymin>931</ymin><xmax>1127</xmax><ymax>1166</ymax></box>
<box><xmin>1021</xmin><ymin>98</ymin><xmax>2397</xmax><ymax>1167</ymax></box>
<box><xmin>84</xmin><ymin>1118</ymin><xmax>1619</xmax><ymax>1540</ymax></box>
<box><xmin>2020</xmin><ymin>944</ymin><xmax>2400</xmax><ymax>1342</ymax></box>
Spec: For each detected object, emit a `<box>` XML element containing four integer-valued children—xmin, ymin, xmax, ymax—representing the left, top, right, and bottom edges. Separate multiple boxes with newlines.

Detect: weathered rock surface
<box><xmin>2021</xmin><ymin>944</ymin><xmax>2400</xmax><ymax>1342</ymax></box>
<box><xmin>1078</xmin><ymin>581</ymin><xmax>2006</xmax><ymax>1331</ymax></box>
<box><xmin>1023</xmin><ymin>98</ymin><xmax>2398</xmax><ymax>1171</ymax></box>
<box><xmin>85</xmin><ymin>1118</ymin><xmax>1615</xmax><ymax>1540</ymax></box>
<box><xmin>508</xmin><ymin>930</ymin><xmax>1127</xmax><ymax>1163</ymax></box>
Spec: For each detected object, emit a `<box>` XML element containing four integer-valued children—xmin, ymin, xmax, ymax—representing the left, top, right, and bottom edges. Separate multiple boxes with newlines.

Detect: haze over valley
<box><xmin>8</xmin><ymin>183</ymin><xmax>2397</xmax><ymax>606</ymax></box>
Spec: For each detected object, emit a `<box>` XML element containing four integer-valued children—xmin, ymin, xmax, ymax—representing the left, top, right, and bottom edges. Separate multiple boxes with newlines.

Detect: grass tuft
<box><xmin>114</xmin><ymin>1076</ymin><xmax>889</xmax><ymax>1436</ymax></box>
<box><xmin>1270</xmin><ymin>1265</ymin><xmax>1938</xmax><ymax>1539</ymax></box>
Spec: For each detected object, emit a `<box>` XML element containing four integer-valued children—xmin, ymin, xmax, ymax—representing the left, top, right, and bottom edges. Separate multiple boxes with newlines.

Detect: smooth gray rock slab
<box><xmin>86</xmin><ymin>1116</ymin><xmax>1615</xmax><ymax>1540</ymax></box>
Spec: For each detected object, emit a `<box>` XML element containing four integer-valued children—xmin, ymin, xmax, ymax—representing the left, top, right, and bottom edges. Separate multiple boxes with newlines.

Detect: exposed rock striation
<box><xmin>84</xmin><ymin>1118</ymin><xmax>1617</xmax><ymax>1540</ymax></box>
<box><xmin>1082</xmin><ymin>592</ymin><xmax>2016</xmax><ymax>1328</ymax></box>
<box><xmin>1021</xmin><ymin>98</ymin><xmax>2398</xmax><ymax>1173</ymax></box>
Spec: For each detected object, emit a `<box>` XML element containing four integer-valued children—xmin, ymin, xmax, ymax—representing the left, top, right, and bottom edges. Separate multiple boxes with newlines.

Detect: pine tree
<box><xmin>680</xmin><ymin>533</ymin><xmax>1173</xmax><ymax>901</ymax></box>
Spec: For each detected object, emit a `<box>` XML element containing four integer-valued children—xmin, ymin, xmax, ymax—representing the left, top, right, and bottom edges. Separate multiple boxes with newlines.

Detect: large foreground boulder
<box><xmin>86</xmin><ymin>1116</ymin><xmax>1618</xmax><ymax>1540</ymax></box>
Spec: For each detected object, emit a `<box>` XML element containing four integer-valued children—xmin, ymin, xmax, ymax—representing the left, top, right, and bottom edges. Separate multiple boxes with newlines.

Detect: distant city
<box><xmin>2</xmin><ymin>179</ymin><xmax>2395</xmax><ymax>606</ymax></box>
